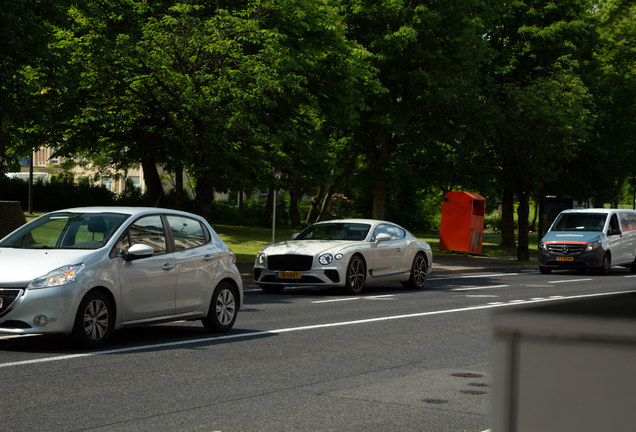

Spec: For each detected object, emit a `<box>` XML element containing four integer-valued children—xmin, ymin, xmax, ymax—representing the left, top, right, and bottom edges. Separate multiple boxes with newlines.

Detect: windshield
<box><xmin>0</xmin><ymin>212</ymin><xmax>129</xmax><ymax>249</ymax></box>
<box><xmin>551</xmin><ymin>213</ymin><xmax>607</xmax><ymax>232</ymax></box>
<box><xmin>295</xmin><ymin>223</ymin><xmax>371</xmax><ymax>241</ymax></box>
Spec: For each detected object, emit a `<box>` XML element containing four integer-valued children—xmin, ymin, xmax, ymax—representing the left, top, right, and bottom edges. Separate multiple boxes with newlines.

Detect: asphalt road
<box><xmin>1</xmin><ymin>268</ymin><xmax>635</xmax><ymax>432</ymax></box>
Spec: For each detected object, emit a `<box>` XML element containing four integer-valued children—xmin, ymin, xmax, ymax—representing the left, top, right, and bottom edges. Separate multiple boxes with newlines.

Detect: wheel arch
<box><xmin>216</xmin><ymin>277</ymin><xmax>242</xmax><ymax>310</ymax></box>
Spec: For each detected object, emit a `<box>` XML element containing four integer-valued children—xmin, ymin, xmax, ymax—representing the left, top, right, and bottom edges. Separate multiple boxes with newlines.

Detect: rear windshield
<box><xmin>551</xmin><ymin>213</ymin><xmax>606</xmax><ymax>232</ymax></box>
<box><xmin>0</xmin><ymin>212</ymin><xmax>129</xmax><ymax>249</ymax></box>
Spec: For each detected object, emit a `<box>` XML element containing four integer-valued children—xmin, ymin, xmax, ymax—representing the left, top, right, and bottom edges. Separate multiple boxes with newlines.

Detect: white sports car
<box><xmin>253</xmin><ymin>219</ymin><xmax>433</xmax><ymax>294</ymax></box>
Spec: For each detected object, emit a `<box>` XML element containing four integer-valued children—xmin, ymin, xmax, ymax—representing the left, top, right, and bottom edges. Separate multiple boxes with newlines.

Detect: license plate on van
<box><xmin>277</xmin><ymin>271</ymin><xmax>301</xmax><ymax>279</ymax></box>
<box><xmin>557</xmin><ymin>257</ymin><xmax>574</xmax><ymax>262</ymax></box>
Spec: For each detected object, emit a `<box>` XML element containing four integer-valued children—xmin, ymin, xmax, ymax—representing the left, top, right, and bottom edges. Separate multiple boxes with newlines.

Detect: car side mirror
<box><xmin>375</xmin><ymin>233</ymin><xmax>392</xmax><ymax>243</ymax></box>
<box><xmin>124</xmin><ymin>243</ymin><xmax>155</xmax><ymax>261</ymax></box>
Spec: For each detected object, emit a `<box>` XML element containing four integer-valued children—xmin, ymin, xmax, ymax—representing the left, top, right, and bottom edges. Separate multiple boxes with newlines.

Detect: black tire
<box><xmin>259</xmin><ymin>284</ymin><xmax>285</xmax><ymax>294</ymax></box>
<box><xmin>630</xmin><ymin>258</ymin><xmax>636</xmax><ymax>274</ymax></box>
<box><xmin>539</xmin><ymin>266</ymin><xmax>552</xmax><ymax>274</ymax></box>
<box><xmin>72</xmin><ymin>291</ymin><xmax>113</xmax><ymax>349</ymax></box>
<box><xmin>598</xmin><ymin>253</ymin><xmax>611</xmax><ymax>275</ymax></box>
<box><xmin>401</xmin><ymin>253</ymin><xmax>428</xmax><ymax>290</ymax></box>
<box><xmin>202</xmin><ymin>282</ymin><xmax>238</xmax><ymax>333</ymax></box>
<box><xmin>343</xmin><ymin>255</ymin><xmax>366</xmax><ymax>294</ymax></box>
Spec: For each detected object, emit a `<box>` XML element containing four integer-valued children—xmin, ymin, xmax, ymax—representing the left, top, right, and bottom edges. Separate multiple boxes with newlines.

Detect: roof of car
<box><xmin>51</xmin><ymin>207</ymin><xmax>204</xmax><ymax>219</ymax></box>
<box><xmin>561</xmin><ymin>209</ymin><xmax>635</xmax><ymax>214</ymax></box>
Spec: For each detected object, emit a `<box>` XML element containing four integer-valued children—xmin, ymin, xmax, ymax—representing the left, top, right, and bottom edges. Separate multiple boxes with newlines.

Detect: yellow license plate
<box><xmin>557</xmin><ymin>257</ymin><xmax>574</xmax><ymax>262</ymax></box>
<box><xmin>277</xmin><ymin>271</ymin><xmax>301</xmax><ymax>279</ymax></box>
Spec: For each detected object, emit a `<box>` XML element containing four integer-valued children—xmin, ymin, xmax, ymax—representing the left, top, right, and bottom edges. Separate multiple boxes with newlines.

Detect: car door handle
<box><xmin>162</xmin><ymin>263</ymin><xmax>175</xmax><ymax>271</ymax></box>
<box><xmin>397</xmin><ymin>248</ymin><xmax>403</xmax><ymax>252</ymax></box>
<box><xmin>203</xmin><ymin>254</ymin><xmax>216</xmax><ymax>261</ymax></box>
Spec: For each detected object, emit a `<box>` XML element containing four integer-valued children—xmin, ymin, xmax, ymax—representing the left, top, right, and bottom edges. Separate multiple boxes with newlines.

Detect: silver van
<box><xmin>538</xmin><ymin>209</ymin><xmax>636</xmax><ymax>274</ymax></box>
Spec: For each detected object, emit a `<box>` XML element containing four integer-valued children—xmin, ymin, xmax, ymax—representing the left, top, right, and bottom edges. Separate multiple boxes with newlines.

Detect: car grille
<box><xmin>548</xmin><ymin>244</ymin><xmax>586</xmax><ymax>255</ymax></box>
<box><xmin>267</xmin><ymin>255</ymin><xmax>314</xmax><ymax>271</ymax></box>
<box><xmin>261</xmin><ymin>275</ymin><xmax>324</xmax><ymax>284</ymax></box>
<box><xmin>0</xmin><ymin>289</ymin><xmax>24</xmax><ymax>317</ymax></box>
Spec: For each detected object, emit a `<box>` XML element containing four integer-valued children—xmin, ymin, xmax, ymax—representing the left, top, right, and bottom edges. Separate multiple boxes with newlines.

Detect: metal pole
<box><xmin>272</xmin><ymin>188</ymin><xmax>276</xmax><ymax>244</ymax></box>
<box><xmin>28</xmin><ymin>153</ymin><xmax>33</xmax><ymax>215</ymax></box>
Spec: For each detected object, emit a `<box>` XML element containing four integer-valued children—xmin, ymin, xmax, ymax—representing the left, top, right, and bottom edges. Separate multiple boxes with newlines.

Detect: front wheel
<box><xmin>402</xmin><ymin>254</ymin><xmax>428</xmax><ymax>290</ymax></box>
<box><xmin>343</xmin><ymin>255</ymin><xmax>366</xmax><ymax>294</ymax></box>
<box><xmin>598</xmin><ymin>253</ymin><xmax>611</xmax><ymax>276</ymax></box>
<box><xmin>202</xmin><ymin>282</ymin><xmax>238</xmax><ymax>333</ymax></box>
<box><xmin>259</xmin><ymin>284</ymin><xmax>285</xmax><ymax>294</ymax></box>
<box><xmin>72</xmin><ymin>291</ymin><xmax>113</xmax><ymax>349</ymax></box>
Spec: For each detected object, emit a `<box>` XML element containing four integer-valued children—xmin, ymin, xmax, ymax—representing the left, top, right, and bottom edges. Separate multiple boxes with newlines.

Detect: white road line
<box><xmin>549</xmin><ymin>278</ymin><xmax>592</xmax><ymax>284</ymax></box>
<box><xmin>530</xmin><ymin>298</ymin><xmax>545</xmax><ymax>301</ymax></box>
<box><xmin>1</xmin><ymin>290</ymin><xmax>634</xmax><ymax>369</ymax></box>
<box><xmin>451</xmin><ymin>285</ymin><xmax>508</xmax><ymax>292</ymax></box>
<box><xmin>625</xmin><ymin>275</ymin><xmax>636</xmax><ymax>278</ymax></box>
<box><xmin>509</xmin><ymin>300</ymin><xmax>527</xmax><ymax>303</ymax></box>
<box><xmin>429</xmin><ymin>273</ymin><xmax>518</xmax><ymax>281</ymax></box>
<box><xmin>312</xmin><ymin>298</ymin><xmax>360</xmax><ymax>304</ymax></box>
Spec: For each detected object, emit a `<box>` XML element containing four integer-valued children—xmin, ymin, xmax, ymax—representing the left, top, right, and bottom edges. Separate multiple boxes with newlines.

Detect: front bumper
<box><xmin>253</xmin><ymin>265</ymin><xmax>346</xmax><ymax>287</ymax></box>
<box><xmin>0</xmin><ymin>283</ymin><xmax>82</xmax><ymax>335</ymax></box>
<box><xmin>538</xmin><ymin>246</ymin><xmax>605</xmax><ymax>270</ymax></box>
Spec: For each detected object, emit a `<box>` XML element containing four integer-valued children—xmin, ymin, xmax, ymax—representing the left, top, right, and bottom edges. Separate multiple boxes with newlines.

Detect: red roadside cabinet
<box><xmin>439</xmin><ymin>191</ymin><xmax>486</xmax><ymax>254</ymax></box>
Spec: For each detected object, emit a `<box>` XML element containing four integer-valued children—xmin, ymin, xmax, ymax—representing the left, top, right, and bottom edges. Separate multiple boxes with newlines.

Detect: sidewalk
<box><xmin>236</xmin><ymin>255</ymin><xmax>538</xmax><ymax>282</ymax></box>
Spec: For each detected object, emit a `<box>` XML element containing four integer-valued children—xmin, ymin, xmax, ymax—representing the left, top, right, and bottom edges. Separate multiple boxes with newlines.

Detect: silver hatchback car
<box><xmin>0</xmin><ymin>207</ymin><xmax>243</xmax><ymax>348</ymax></box>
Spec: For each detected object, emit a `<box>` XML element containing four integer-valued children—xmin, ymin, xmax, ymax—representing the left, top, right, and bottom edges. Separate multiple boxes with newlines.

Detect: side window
<box><xmin>117</xmin><ymin>215</ymin><xmax>167</xmax><ymax>255</ymax></box>
<box><xmin>166</xmin><ymin>216</ymin><xmax>207</xmax><ymax>250</ymax></box>
<box><xmin>393</xmin><ymin>227</ymin><xmax>406</xmax><ymax>239</ymax></box>
<box><xmin>609</xmin><ymin>214</ymin><xmax>620</xmax><ymax>235</ymax></box>
<box><xmin>373</xmin><ymin>224</ymin><xmax>393</xmax><ymax>240</ymax></box>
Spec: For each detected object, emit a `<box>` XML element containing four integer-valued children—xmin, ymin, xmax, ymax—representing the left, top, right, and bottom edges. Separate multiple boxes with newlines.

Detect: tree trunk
<box><xmin>194</xmin><ymin>169</ymin><xmax>214</xmax><ymax>220</ymax></box>
<box><xmin>305</xmin><ymin>184</ymin><xmax>325</xmax><ymax>225</ymax></box>
<box><xmin>239</xmin><ymin>189</ymin><xmax>245</xmax><ymax>226</ymax></box>
<box><xmin>372</xmin><ymin>178</ymin><xmax>387</xmax><ymax>220</ymax></box>
<box><xmin>529</xmin><ymin>196</ymin><xmax>538</xmax><ymax>232</ymax></box>
<box><xmin>500</xmin><ymin>190</ymin><xmax>516</xmax><ymax>247</ymax></box>
<box><xmin>0</xmin><ymin>104</ymin><xmax>4</xmax><ymax>175</ymax></box>
<box><xmin>175</xmin><ymin>169</ymin><xmax>184</xmax><ymax>210</ymax></box>
<box><xmin>140</xmin><ymin>154</ymin><xmax>166</xmax><ymax>208</ymax></box>
<box><xmin>316</xmin><ymin>183</ymin><xmax>337</xmax><ymax>223</ymax></box>
<box><xmin>289</xmin><ymin>180</ymin><xmax>301</xmax><ymax>228</ymax></box>
<box><xmin>516</xmin><ymin>191</ymin><xmax>531</xmax><ymax>261</ymax></box>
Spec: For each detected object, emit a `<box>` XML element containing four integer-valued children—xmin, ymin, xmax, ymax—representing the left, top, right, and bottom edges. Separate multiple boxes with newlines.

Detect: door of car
<box><xmin>166</xmin><ymin>215</ymin><xmax>222</xmax><ymax>314</ymax></box>
<box><xmin>371</xmin><ymin>224</ymin><xmax>406</xmax><ymax>277</ymax></box>
<box><xmin>117</xmin><ymin>215</ymin><xmax>177</xmax><ymax>321</ymax></box>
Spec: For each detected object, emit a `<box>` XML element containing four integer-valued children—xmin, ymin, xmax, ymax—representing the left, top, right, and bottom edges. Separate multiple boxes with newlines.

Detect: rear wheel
<box><xmin>343</xmin><ymin>255</ymin><xmax>366</xmax><ymax>294</ymax></box>
<box><xmin>402</xmin><ymin>254</ymin><xmax>428</xmax><ymax>290</ymax></box>
<box><xmin>202</xmin><ymin>282</ymin><xmax>237</xmax><ymax>333</ymax></box>
<box><xmin>630</xmin><ymin>258</ymin><xmax>636</xmax><ymax>273</ymax></box>
<box><xmin>72</xmin><ymin>291</ymin><xmax>113</xmax><ymax>349</ymax></box>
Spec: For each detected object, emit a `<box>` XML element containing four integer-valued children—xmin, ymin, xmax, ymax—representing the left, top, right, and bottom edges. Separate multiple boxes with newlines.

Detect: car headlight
<box><xmin>319</xmin><ymin>253</ymin><xmax>333</xmax><ymax>265</ymax></box>
<box><xmin>539</xmin><ymin>242</ymin><xmax>547</xmax><ymax>251</ymax></box>
<box><xmin>335</xmin><ymin>253</ymin><xmax>343</xmax><ymax>260</ymax></box>
<box><xmin>28</xmin><ymin>263</ymin><xmax>85</xmax><ymax>289</ymax></box>
<box><xmin>586</xmin><ymin>241</ymin><xmax>601</xmax><ymax>252</ymax></box>
<box><xmin>256</xmin><ymin>252</ymin><xmax>266</xmax><ymax>265</ymax></box>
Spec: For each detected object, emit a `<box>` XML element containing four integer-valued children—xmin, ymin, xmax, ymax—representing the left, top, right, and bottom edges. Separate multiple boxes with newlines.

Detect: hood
<box><xmin>261</xmin><ymin>240</ymin><xmax>353</xmax><ymax>256</ymax></box>
<box><xmin>0</xmin><ymin>248</ymin><xmax>98</xmax><ymax>287</ymax></box>
<box><xmin>541</xmin><ymin>231</ymin><xmax>602</xmax><ymax>244</ymax></box>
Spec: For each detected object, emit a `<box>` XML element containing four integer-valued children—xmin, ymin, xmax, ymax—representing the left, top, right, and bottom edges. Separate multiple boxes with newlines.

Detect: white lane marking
<box><xmin>550</xmin><ymin>295</ymin><xmax>565</xmax><ymax>298</ymax></box>
<box><xmin>549</xmin><ymin>279</ymin><xmax>592</xmax><ymax>284</ymax></box>
<box><xmin>369</xmin><ymin>295</ymin><xmax>395</xmax><ymax>299</ymax></box>
<box><xmin>451</xmin><ymin>285</ymin><xmax>508</xmax><ymax>292</ymax></box>
<box><xmin>531</xmin><ymin>298</ymin><xmax>545</xmax><ymax>301</ymax></box>
<box><xmin>625</xmin><ymin>275</ymin><xmax>636</xmax><ymax>278</ymax></box>
<box><xmin>312</xmin><ymin>298</ymin><xmax>360</xmax><ymax>304</ymax></box>
<box><xmin>429</xmin><ymin>273</ymin><xmax>518</xmax><ymax>281</ymax></box>
<box><xmin>1</xmin><ymin>290</ymin><xmax>634</xmax><ymax>369</ymax></box>
<box><xmin>509</xmin><ymin>300</ymin><xmax>527</xmax><ymax>303</ymax></box>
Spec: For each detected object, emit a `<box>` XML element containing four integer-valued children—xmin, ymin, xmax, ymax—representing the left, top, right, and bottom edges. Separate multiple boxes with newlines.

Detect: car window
<box><xmin>393</xmin><ymin>227</ymin><xmax>406</xmax><ymax>239</ymax></box>
<box><xmin>373</xmin><ymin>224</ymin><xmax>394</xmax><ymax>240</ymax></box>
<box><xmin>0</xmin><ymin>212</ymin><xmax>128</xmax><ymax>249</ymax></box>
<box><xmin>166</xmin><ymin>215</ymin><xmax>207</xmax><ymax>250</ymax></box>
<box><xmin>295</xmin><ymin>223</ymin><xmax>370</xmax><ymax>241</ymax></box>
<box><xmin>116</xmin><ymin>215</ymin><xmax>167</xmax><ymax>255</ymax></box>
<box><xmin>551</xmin><ymin>213</ymin><xmax>607</xmax><ymax>232</ymax></box>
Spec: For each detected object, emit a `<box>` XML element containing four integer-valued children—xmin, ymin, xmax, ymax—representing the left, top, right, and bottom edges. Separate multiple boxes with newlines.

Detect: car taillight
<box><xmin>229</xmin><ymin>249</ymin><xmax>236</xmax><ymax>265</ymax></box>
